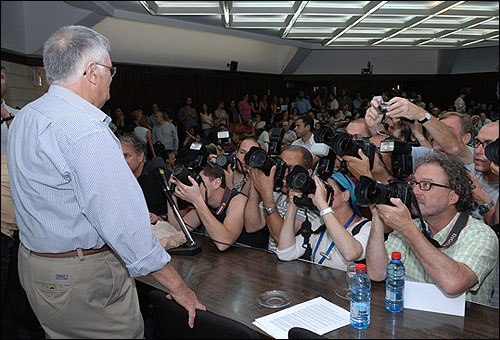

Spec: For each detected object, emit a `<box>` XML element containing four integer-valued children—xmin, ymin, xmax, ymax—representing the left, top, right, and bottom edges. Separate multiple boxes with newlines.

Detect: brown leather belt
<box><xmin>31</xmin><ymin>245</ymin><xmax>110</xmax><ymax>258</ymax></box>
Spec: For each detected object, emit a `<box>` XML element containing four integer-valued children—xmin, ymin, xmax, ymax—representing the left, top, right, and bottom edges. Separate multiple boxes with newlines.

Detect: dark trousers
<box><xmin>1</xmin><ymin>232</ymin><xmax>43</xmax><ymax>338</ymax></box>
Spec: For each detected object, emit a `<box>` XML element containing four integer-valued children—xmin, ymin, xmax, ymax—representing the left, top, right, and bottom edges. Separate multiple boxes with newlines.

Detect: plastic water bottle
<box><xmin>350</xmin><ymin>263</ymin><xmax>371</xmax><ymax>329</ymax></box>
<box><xmin>385</xmin><ymin>252</ymin><xmax>405</xmax><ymax>312</ymax></box>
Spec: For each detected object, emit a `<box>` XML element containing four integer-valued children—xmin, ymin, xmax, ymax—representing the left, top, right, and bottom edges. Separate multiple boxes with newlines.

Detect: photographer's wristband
<box><xmin>320</xmin><ymin>207</ymin><xmax>334</xmax><ymax>217</ymax></box>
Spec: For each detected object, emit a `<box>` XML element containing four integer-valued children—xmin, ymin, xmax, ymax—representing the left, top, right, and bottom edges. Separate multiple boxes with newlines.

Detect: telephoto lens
<box><xmin>485</xmin><ymin>138</ymin><xmax>499</xmax><ymax>165</ymax></box>
<box><xmin>354</xmin><ymin>176</ymin><xmax>413</xmax><ymax>208</ymax></box>
<box><xmin>216</xmin><ymin>154</ymin><xmax>234</xmax><ymax>170</ymax></box>
<box><xmin>172</xmin><ymin>164</ymin><xmax>202</xmax><ymax>186</ymax></box>
<box><xmin>314</xmin><ymin>125</ymin><xmax>335</xmax><ymax>144</ymax></box>
<box><xmin>244</xmin><ymin>146</ymin><xmax>273</xmax><ymax>175</ymax></box>
<box><xmin>286</xmin><ymin>165</ymin><xmax>316</xmax><ymax>195</ymax></box>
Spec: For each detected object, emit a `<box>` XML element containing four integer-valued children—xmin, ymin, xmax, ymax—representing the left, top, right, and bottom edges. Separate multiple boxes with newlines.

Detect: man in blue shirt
<box><xmin>7</xmin><ymin>25</ymin><xmax>204</xmax><ymax>338</ymax></box>
<box><xmin>295</xmin><ymin>91</ymin><xmax>312</xmax><ymax>115</ymax></box>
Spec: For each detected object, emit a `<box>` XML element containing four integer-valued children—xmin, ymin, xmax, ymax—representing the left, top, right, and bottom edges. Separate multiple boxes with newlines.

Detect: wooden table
<box><xmin>137</xmin><ymin>234</ymin><xmax>499</xmax><ymax>339</ymax></box>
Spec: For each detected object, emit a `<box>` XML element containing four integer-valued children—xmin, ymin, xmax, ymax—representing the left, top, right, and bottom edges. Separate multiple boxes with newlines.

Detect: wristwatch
<box><xmin>478</xmin><ymin>201</ymin><xmax>494</xmax><ymax>215</ymax></box>
<box><xmin>263</xmin><ymin>205</ymin><xmax>278</xmax><ymax>216</ymax></box>
<box><xmin>417</xmin><ymin>111</ymin><xmax>431</xmax><ymax>124</ymax></box>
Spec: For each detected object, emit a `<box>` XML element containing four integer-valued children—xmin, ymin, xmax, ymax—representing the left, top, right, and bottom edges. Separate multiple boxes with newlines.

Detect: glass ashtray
<box><xmin>257</xmin><ymin>290</ymin><xmax>291</xmax><ymax>308</ymax></box>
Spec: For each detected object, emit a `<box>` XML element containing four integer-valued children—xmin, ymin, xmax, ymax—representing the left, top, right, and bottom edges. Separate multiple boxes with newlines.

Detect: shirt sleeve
<box><xmin>67</xmin><ymin>131</ymin><xmax>170</xmax><ymax>277</ymax></box>
<box><xmin>276</xmin><ymin>234</ymin><xmax>306</xmax><ymax>261</ymax></box>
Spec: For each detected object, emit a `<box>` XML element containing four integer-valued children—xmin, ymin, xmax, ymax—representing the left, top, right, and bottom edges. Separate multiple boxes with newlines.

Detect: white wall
<box><xmin>293</xmin><ymin>49</ymin><xmax>440</xmax><ymax>75</ymax></box>
<box><xmin>92</xmin><ymin>17</ymin><xmax>299</xmax><ymax>75</ymax></box>
<box><xmin>451</xmin><ymin>46</ymin><xmax>499</xmax><ymax>74</ymax></box>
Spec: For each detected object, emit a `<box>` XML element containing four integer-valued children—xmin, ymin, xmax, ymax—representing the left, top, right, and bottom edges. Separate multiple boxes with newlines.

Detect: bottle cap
<box><xmin>391</xmin><ymin>252</ymin><xmax>401</xmax><ymax>260</ymax></box>
<box><xmin>355</xmin><ymin>263</ymin><xmax>366</xmax><ymax>273</ymax></box>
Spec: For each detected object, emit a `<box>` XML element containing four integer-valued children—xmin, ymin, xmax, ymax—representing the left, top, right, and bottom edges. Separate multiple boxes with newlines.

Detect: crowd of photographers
<box><xmin>118</xmin><ymin>89</ymin><xmax>499</xmax><ymax>307</ymax></box>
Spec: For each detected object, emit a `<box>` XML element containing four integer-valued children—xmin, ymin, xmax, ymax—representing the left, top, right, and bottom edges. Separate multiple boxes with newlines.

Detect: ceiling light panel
<box><xmin>141</xmin><ymin>1</ymin><xmax>500</xmax><ymax>48</ymax></box>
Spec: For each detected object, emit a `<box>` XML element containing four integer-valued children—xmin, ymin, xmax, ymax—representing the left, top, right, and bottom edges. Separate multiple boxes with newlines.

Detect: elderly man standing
<box><xmin>7</xmin><ymin>26</ymin><xmax>204</xmax><ymax>339</ymax></box>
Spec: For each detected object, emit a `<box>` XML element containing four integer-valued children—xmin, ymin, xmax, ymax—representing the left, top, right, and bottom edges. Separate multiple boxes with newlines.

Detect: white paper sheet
<box><xmin>404</xmin><ymin>281</ymin><xmax>466</xmax><ymax>317</ymax></box>
<box><xmin>253</xmin><ymin>296</ymin><xmax>350</xmax><ymax>339</ymax></box>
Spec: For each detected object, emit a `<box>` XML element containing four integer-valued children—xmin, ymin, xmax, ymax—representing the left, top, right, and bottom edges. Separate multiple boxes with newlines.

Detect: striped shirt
<box><xmin>385</xmin><ymin>213</ymin><xmax>498</xmax><ymax>305</ymax></box>
<box><xmin>7</xmin><ymin>84</ymin><xmax>169</xmax><ymax>277</ymax></box>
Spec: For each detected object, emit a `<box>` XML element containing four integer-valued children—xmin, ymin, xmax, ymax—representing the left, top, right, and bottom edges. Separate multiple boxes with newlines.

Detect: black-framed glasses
<box><xmin>471</xmin><ymin>138</ymin><xmax>492</xmax><ymax>149</ymax></box>
<box><xmin>407</xmin><ymin>179</ymin><xmax>451</xmax><ymax>191</ymax></box>
<box><xmin>83</xmin><ymin>62</ymin><xmax>116</xmax><ymax>78</ymax></box>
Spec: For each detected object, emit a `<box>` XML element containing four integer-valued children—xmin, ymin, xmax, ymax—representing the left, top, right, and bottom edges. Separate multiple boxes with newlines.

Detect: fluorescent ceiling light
<box><xmin>282</xmin><ymin>1</ymin><xmax>309</xmax><ymax>38</ymax></box>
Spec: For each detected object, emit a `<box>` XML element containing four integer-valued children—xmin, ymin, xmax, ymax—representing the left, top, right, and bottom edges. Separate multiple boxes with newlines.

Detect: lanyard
<box><xmin>312</xmin><ymin>213</ymin><xmax>355</xmax><ymax>264</ymax></box>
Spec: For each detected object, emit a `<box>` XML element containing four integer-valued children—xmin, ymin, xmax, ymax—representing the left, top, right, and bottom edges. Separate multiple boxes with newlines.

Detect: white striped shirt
<box><xmin>7</xmin><ymin>84</ymin><xmax>169</xmax><ymax>277</ymax></box>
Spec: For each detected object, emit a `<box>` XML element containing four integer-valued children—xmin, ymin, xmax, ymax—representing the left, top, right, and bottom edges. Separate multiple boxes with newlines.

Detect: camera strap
<box><xmin>215</xmin><ymin>187</ymin><xmax>232</xmax><ymax>216</ymax></box>
<box><xmin>312</xmin><ymin>213</ymin><xmax>355</xmax><ymax>264</ymax></box>
<box><xmin>299</xmin><ymin>211</ymin><xmax>313</xmax><ymax>261</ymax></box>
<box><xmin>411</xmin><ymin>190</ymin><xmax>468</xmax><ymax>249</ymax></box>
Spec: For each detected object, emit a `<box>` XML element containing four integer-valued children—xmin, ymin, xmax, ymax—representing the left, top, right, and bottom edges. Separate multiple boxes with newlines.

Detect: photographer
<box><xmin>277</xmin><ymin>173</ymin><xmax>371</xmax><ymax>270</ymax></box>
<box><xmin>466</xmin><ymin>122</ymin><xmax>499</xmax><ymax>225</ymax></box>
<box><xmin>365</xmin><ymin>97</ymin><xmax>473</xmax><ymax>166</ymax></box>
<box><xmin>244</xmin><ymin>145</ymin><xmax>319</xmax><ymax>251</ymax></box>
<box><xmin>168</xmin><ymin>163</ymin><xmax>247</xmax><ymax>252</ymax></box>
<box><xmin>365</xmin><ymin>153</ymin><xmax>498</xmax><ymax>305</ymax></box>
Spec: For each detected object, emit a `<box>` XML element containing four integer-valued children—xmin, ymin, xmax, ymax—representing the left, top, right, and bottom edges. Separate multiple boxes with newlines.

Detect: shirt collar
<box><xmin>425</xmin><ymin>212</ymin><xmax>461</xmax><ymax>244</ymax></box>
<box><xmin>48</xmin><ymin>84</ymin><xmax>111</xmax><ymax>124</ymax></box>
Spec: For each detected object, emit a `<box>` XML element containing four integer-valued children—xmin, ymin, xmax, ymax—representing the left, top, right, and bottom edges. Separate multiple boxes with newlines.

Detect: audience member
<box><xmin>153</xmin><ymin>111</ymin><xmax>179</xmax><ymax>153</ymax></box>
<box><xmin>365</xmin><ymin>153</ymin><xmax>498</xmax><ymax>305</ymax></box>
<box><xmin>250</xmin><ymin>94</ymin><xmax>261</xmax><ymax>117</ymax></box>
<box><xmin>238</xmin><ymin>94</ymin><xmax>252</xmax><ymax>121</ymax></box>
<box><xmin>199</xmin><ymin>103</ymin><xmax>214</xmax><ymax>137</ymax></box>
<box><xmin>292</xmin><ymin>115</ymin><xmax>316</xmax><ymax>157</ymax></box>
<box><xmin>327</xmin><ymin>93</ymin><xmax>339</xmax><ymax>116</ymax></box>
<box><xmin>214</xmin><ymin>100</ymin><xmax>229</xmax><ymax>128</ymax></box>
<box><xmin>134</xmin><ymin>113</ymin><xmax>156</xmax><ymax>160</ymax></box>
<box><xmin>178</xmin><ymin>96</ymin><xmax>199</xmax><ymax>137</ymax></box>
<box><xmin>1</xmin><ymin>65</ymin><xmax>19</xmax><ymax>155</ymax></box>
<box><xmin>7</xmin><ymin>25</ymin><xmax>203</xmax><ymax>338</ymax></box>
<box><xmin>454</xmin><ymin>91</ymin><xmax>467</xmax><ymax>113</ymax></box>
<box><xmin>282</xmin><ymin>120</ymin><xmax>297</xmax><ymax>147</ymax></box>
<box><xmin>295</xmin><ymin>91</ymin><xmax>312</xmax><ymax>115</ymax></box>
<box><xmin>228</xmin><ymin>99</ymin><xmax>241</xmax><ymax>128</ymax></box>
<box><xmin>126</xmin><ymin>109</ymin><xmax>143</xmax><ymax>132</ymax></box>
<box><xmin>238</xmin><ymin>118</ymin><xmax>256</xmax><ymax>139</ymax></box>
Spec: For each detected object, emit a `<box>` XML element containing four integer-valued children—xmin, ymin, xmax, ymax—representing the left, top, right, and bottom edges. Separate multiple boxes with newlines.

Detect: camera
<box><xmin>354</xmin><ymin>175</ymin><xmax>412</xmax><ymax>208</ymax></box>
<box><xmin>331</xmin><ymin>130</ymin><xmax>376</xmax><ymax>170</ymax></box>
<box><xmin>373</xmin><ymin>96</ymin><xmax>389</xmax><ymax>114</ymax></box>
<box><xmin>186</xmin><ymin>142</ymin><xmax>208</xmax><ymax>171</ymax></box>
<box><xmin>172</xmin><ymin>164</ymin><xmax>203</xmax><ymax>187</ymax></box>
<box><xmin>216</xmin><ymin>152</ymin><xmax>236</xmax><ymax>170</ymax></box>
<box><xmin>315</xmin><ymin>125</ymin><xmax>335</xmax><ymax>145</ymax></box>
<box><xmin>311</xmin><ymin>143</ymin><xmax>336</xmax><ymax>180</ymax></box>
<box><xmin>245</xmin><ymin>146</ymin><xmax>287</xmax><ymax>191</ymax></box>
<box><xmin>286</xmin><ymin>165</ymin><xmax>334</xmax><ymax>210</ymax></box>
<box><xmin>485</xmin><ymin>138</ymin><xmax>499</xmax><ymax>164</ymax></box>
<box><xmin>217</xmin><ymin>130</ymin><xmax>233</xmax><ymax>155</ymax></box>
<box><xmin>380</xmin><ymin>139</ymin><xmax>413</xmax><ymax>180</ymax></box>
<box><xmin>268</xmin><ymin>127</ymin><xmax>285</xmax><ymax>155</ymax></box>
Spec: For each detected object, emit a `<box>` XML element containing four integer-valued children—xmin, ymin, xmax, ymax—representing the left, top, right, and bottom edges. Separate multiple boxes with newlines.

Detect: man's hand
<box><xmin>468</xmin><ymin>171</ymin><xmax>492</xmax><ymax>205</ymax></box>
<box><xmin>386</xmin><ymin>97</ymin><xmax>427</xmax><ymax>121</ymax></box>
<box><xmin>249</xmin><ymin>166</ymin><xmax>276</xmax><ymax>202</ymax></box>
<box><xmin>287</xmin><ymin>188</ymin><xmax>302</xmax><ymax>206</ymax></box>
<box><xmin>166</xmin><ymin>282</ymin><xmax>205</xmax><ymax>328</ymax></box>
<box><xmin>342</xmin><ymin>149</ymin><xmax>371</xmax><ymax>179</ymax></box>
<box><xmin>223</xmin><ymin>166</ymin><xmax>235</xmax><ymax>190</ymax></box>
<box><xmin>1</xmin><ymin>105</ymin><xmax>10</xmax><ymax>120</ymax></box>
<box><xmin>173</xmin><ymin>176</ymin><xmax>204</xmax><ymax>205</ymax></box>
<box><xmin>149</xmin><ymin>213</ymin><xmax>161</xmax><ymax>224</ymax></box>
<box><xmin>374</xmin><ymin>198</ymin><xmax>413</xmax><ymax>233</ymax></box>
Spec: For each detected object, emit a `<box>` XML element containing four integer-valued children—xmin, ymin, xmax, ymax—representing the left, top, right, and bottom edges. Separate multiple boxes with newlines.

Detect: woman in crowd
<box><xmin>238</xmin><ymin>94</ymin><xmax>252</xmax><ymax>121</ymax></box>
<box><xmin>228</xmin><ymin>99</ymin><xmax>241</xmax><ymax>129</ymax></box>
<box><xmin>277</xmin><ymin>172</ymin><xmax>371</xmax><ymax>271</ymax></box>
<box><xmin>200</xmin><ymin>103</ymin><xmax>214</xmax><ymax>137</ymax></box>
<box><xmin>250</xmin><ymin>94</ymin><xmax>261</xmax><ymax>117</ymax></box>
<box><xmin>134</xmin><ymin>114</ymin><xmax>156</xmax><ymax>160</ymax></box>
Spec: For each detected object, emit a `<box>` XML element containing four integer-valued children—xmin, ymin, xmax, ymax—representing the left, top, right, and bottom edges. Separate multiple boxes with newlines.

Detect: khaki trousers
<box><xmin>18</xmin><ymin>243</ymin><xmax>144</xmax><ymax>339</ymax></box>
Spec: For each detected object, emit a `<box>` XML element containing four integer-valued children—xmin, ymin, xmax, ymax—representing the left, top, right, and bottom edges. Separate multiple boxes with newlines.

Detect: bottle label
<box><xmin>385</xmin><ymin>289</ymin><xmax>397</xmax><ymax>301</ymax></box>
<box><xmin>351</xmin><ymin>302</ymin><xmax>370</xmax><ymax>315</ymax></box>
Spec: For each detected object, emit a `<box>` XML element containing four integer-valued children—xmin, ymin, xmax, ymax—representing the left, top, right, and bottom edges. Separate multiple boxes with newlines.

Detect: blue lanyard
<box><xmin>312</xmin><ymin>213</ymin><xmax>355</xmax><ymax>264</ymax></box>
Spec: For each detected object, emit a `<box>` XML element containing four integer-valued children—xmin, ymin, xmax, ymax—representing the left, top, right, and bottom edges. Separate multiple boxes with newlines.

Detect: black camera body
<box><xmin>216</xmin><ymin>152</ymin><xmax>236</xmax><ymax>170</ymax></box>
<box><xmin>172</xmin><ymin>164</ymin><xmax>203</xmax><ymax>187</ymax></box>
<box><xmin>380</xmin><ymin>139</ymin><xmax>413</xmax><ymax>180</ymax></box>
<box><xmin>186</xmin><ymin>142</ymin><xmax>208</xmax><ymax>171</ymax></box>
<box><xmin>268</xmin><ymin>127</ymin><xmax>285</xmax><ymax>156</ymax></box>
<box><xmin>311</xmin><ymin>143</ymin><xmax>336</xmax><ymax>180</ymax></box>
<box><xmin>286</xmin><ymin>165</ymin><xmax>334</xmax><ymax>210</ymax></box>
<box><xmin>245</xmin><ymin>146</ymin><xmax>287</xmax><ymax>191</ymax></box>
<box><xmin>354</xmin><ymin>175</ymin><xmax>412</xmax><ymax>208</ymax></box>
<box><xmin>331</xmin><ymin>130</ymin><xmax>376</xmax><ymax>170</ymax></box>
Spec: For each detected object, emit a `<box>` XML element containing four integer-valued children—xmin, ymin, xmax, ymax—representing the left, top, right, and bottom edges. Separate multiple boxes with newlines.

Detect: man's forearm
<box><xmin>365</xmin><ymin>219</ymin><xmax>390</xmax><ymax>281</ymax></box>
<box><xmin>423</xmin><ymin>118</ymin><xmax>472</xmax><ymax>163</ymax></box>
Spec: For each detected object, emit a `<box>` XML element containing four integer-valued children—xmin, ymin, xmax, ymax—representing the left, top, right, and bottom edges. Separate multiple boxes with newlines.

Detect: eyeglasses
<box><xmin>471</xmin><ymin>138</ymin><xmax>492</xmax><ymax>149</ymax></box>
<box><xmin>407</xmin><ymin>179</ymin><xmax>451</xmax><ymax>191</ymax></box>
<box><xmin>83</xmin><ymin>62</ymin><xmax>117</xmax><ymax>78</ymax></box>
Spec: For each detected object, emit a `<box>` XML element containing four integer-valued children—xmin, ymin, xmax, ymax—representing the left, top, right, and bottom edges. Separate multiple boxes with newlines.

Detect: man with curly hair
<box><xmin>365</xmin><ymin>153</ymin><xmax>498</xmax><ymax>305</ymax></box>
